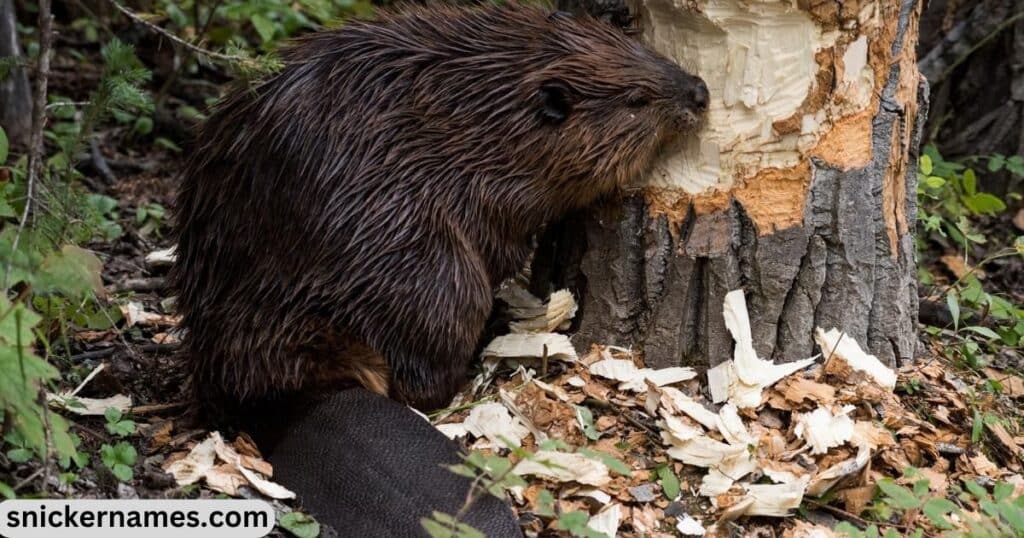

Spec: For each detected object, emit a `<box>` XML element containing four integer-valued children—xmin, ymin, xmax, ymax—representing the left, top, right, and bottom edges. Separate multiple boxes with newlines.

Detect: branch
<box><xmin>920</xmin><ymin>1</ymin><xmax>1024</xmax><ymax>84</ymax></box>
<box><xmin>107</xmin><ymin>0</ymin><xmax>249</xmax><ymax>64</ymax></box>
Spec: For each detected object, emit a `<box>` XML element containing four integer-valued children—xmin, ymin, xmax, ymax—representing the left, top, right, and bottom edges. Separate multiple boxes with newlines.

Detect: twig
<box><xmin>932</xmin><ymin>10</ymin><xmax>1024</xmax><ymax>86</ymax></box>
<box><xmin>154</xmin><ymin>0</ymin><xmax>228</xmax><ymax>108</ymax></box>
<box><xmin>140</xmin><ymin>342</ymin><xmax>179</xmax><ymax>354</ymax></box>
<box><xmin>110</xmin><ymin>277</ymin><xmax>166</xmax><ymax>293</ymax></box>
<box><xmin>131</xmin><ymin>401</ymin><xmax>187</xmax><ymax>415</ymax></box>
<box><xmin>90</xmin><ymin>138</ymin><xmax>117</xmax><ymax>185</ymax></box>
<box><xmin>13</xmin><ymin>468</ymin><xmax>44</xmax><ymax>492</ymax></box>
<box><xmin>107</xmin><ymin>0</ymin><xmax>248</xmax><ymax>64</ymax></box>
<box><xmin>4</xmin><ymin>0</ymin><xmax>53</xmax><ymax>288</ymax></box>
<box><xmin>803</xmin><ymin>498</ymin><xmax>913</xmax><ymax>532</ymax></box>
<box><xmin>68</xmin><ymin>347</ymin><xmax>116</xmax><ymax>362</ymax></box>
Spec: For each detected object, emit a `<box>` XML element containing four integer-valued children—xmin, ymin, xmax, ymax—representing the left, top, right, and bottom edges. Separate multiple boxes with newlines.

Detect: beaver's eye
<box><xmin>538</xmin><ymin>81</ymin><xmax>572</xmax><ymax>124</ymax></box>
<box><xmin>627</xmin><ymin>93</ymin><xmax>650</xmax><ymax>108</ymax></box>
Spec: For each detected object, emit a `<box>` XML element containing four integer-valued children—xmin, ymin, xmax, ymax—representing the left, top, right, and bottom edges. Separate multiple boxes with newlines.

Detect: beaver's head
<box><xmin>522</xmin><ymin>9</ymin><xmax>709</xmax><ymax>199</ymax></box>
<box><xmin>354</xmin><ymin>5</ymin><xmax>709</xmax><ymax>210</ymax></box>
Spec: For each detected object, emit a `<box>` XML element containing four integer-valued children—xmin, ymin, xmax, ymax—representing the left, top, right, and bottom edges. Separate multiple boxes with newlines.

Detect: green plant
<box><xmin>104</xmin><ymin>407</ymin><xmax>136</xmax><ymax>437</ymax></box>
<box><xmin>916</xmin><ymin>146</ymin><xmax>1024</xmax><ymax>366</ymax></box>
<box><xmin>0</xmin><ymin>39</ymin><xmax>149</xmax><ymax>484</ymax></box>
<box><xmin>836</xmin><ymin>468</ymin><xmax>1024</xmax><ymax>537</ymax></box>
<box><xmin>134</xmin><ymin>201</ymin><xmax>166</xmax><ymax>237</ymax></box>
<box><xmin>278</xmin><ymin>511</ymin><xmax>321</xmax><ymax>538</ymax></box>
<box><xmin>423</xmin><ymin>439</ymin><xmax>628</xmax><ymax>538</ymax></box>
<box><xmin>656</xmin><ymin>463</ymin><xmax>680</xmax><ymax>500</ymax></box>
<box><xmin>99</xmin><ymin>441</ymin><xmax>137</xmax><ymax>482</ymax></box>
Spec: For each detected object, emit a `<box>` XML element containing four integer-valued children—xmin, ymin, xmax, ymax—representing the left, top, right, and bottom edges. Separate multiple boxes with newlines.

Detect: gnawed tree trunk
<box><xmin>539</xmin><ymin>0</ymin><xmax>928</xmax><ymax>369</ymax></box>
<box><xmin>0</xmin><ymin>0</ymin><xmax>31</xmax><ymax>146</ymax></box>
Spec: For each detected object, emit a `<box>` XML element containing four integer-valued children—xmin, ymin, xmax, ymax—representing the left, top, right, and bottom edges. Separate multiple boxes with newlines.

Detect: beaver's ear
<box><xmin>538</xmin><ymin>80</ymin><xmax>573</xmax><ymax>124</ymax></box>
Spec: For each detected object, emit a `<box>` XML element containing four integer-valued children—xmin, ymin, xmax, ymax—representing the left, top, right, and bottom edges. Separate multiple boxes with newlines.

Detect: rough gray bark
<box><xmin>0</xmin><ymin>0</ymin><xmax>31</xmax><ymax>146</ymax></box>
<box><xmin>539</xmin><ymin>0</ymin><xmax>926</xmax><ymax>370</ymax></box>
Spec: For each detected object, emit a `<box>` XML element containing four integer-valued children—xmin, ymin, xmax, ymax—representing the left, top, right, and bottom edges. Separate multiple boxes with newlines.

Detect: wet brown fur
<box><xmin>170</xmin><ymin>3</ymin><xmax>707</xmax><ymax>414</ymax></box>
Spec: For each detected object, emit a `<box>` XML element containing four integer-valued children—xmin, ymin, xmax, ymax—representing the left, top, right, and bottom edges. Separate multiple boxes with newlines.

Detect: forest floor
<box><xmin>4</xmin><ymin>14</ymin><xmax>1024</xmax><ymax>538</ymax></box>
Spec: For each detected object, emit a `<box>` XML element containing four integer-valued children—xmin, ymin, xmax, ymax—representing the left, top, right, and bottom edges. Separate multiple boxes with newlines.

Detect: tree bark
<box><xmin>0</xmin><ymin>0</ymin><xmax>31</xmax><ymax>147</ymax></box>
<box><xmin>540</xmin><ymin>0</ymin><xmax>927</xmax><ymax>369</ymax></box>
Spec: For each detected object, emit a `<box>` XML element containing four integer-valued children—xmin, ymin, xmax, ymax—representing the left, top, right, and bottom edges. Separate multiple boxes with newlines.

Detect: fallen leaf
<box><xmin>461</xmin><ymin>402</ymin><xmax>531</xmax><ymax>448</ymax></box>
<box><xmin>48</xmin><ymin>393</ymin><xmax>132</xmax><ymax>415</ymax></box>
<box><xmin>513</xmin><ymin>451</ymin><xmax>611</xmax><ymax>487</ymax></box>
<box><xmin>163</xmin><ymin>437</ymin><xmax>216</xmax><ymax>486</ymax></box>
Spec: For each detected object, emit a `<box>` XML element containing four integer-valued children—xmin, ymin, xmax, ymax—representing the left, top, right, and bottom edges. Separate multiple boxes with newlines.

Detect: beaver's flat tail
<box><xmin>247</xmin><ymin>388</ymin><xmax>522</xmax><ymax>537</ymax></box>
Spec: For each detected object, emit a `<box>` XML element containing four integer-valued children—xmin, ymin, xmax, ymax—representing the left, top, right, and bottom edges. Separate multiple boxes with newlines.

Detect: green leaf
<box><xmin>834</xmin><ymin>522</ymin><xmax>864</xmax><ymax>538</ymax></box>
<box><xmin>1007</xmin><ymin>155</ymin><xmax>1024</xmax><ymax>177</ymax></box>
<box><xmin>972</xmin><ymin>410</ymin><xmax>984</xmax><ymax>444</ymax></box>
<box><xmin>132</xmin><ymin>116</ymin><xmax>153</xmax><ymax>136</ymax></box>
<box><xmin>7</xmin><ymin>447</ymin><xmax>32</xmax><ymax>463</ymax></box>
<box><xmin>998</xmin><ymin>502</ymin><xmax>1024</xmax><ymax>531</ymax></box>
<box><xmin>34</xmin><ymin>245</ymin><xmax>104</xmax><ymax>298</ymax></box>
<box><xmin>279</xmin><ymin>512</ymin><xmax>321</xmax><ymax>538</ymax></box>
<box><xmin>994</xmin><ymin>482</ymin><xmax>1014</xmax><ymax>502</ymax></box>
<box><xmin>577</xmin><ymin>448</ymin><xmax>631</xmax><ymax>476</ymax></box>
<box><xmin>0</xmin><ymin>481</ymin><xmax>14</xmax><ymax>500</ymax></box>
<box><xmin>924</xmin><ymin>175</ymin><xmax>946</xmax><ymax>189</ymax></box>
<box><xmin>656</xmin><ymin>464</ymin><xmax>680</xmax><ymax>500</ymax></box>
<box><xmin>922</xmin><ymin>498</ymin><xmax>958</xmax><ymax>529</ymax></box>
<box><xmin>963</xmin><ymin>193</ymin><xmax>1007</xmax><ymax>215</ymax></box>
<box><xmin>251</xmin><ymin>14</ymin><xmax>276</xmax><ymax>43</ymax></box>
<box><xmin>988</xmin><ymin>154</ymin><xmax>1006</xmax><ymax>172</ymax></box>
<box><xmin>110</xmin><ymin>463</ymin><xmax>133</xmax><ymax>482</ymax></box>
<box><xmin>154</xmin><ymin>137</ymin><xmax>182</xmax><ymax>152</ymax></box>
<box><xmin>963</xmin><ymin>326</ymin><xmax>1000</xmax><ymax>340</ymax></box>
<box><xmin>0</xmin><ymin>125</ymin><xmax>8</xmax><ymax>165</ymax></box>
<box><xmin>964</xmin><ymin>480</ymin><xmax>989</xmax><ymax>500</ymax></box>
<box><xmin>105</xmin><ymin>418</ymin><xmax>136</xmax><ymax>437</ymax></box>
<box><xmin>876</xmin><ymin>478</ymin><xmax>921</xmax><ymax>510</ymax></box>
<box><xmin>556</xmin><ymin>511</ymin><xmax>589</xmax><ymax>532</ymax></box>
<box><xmin>573</xmin><ymin>405</ymin><xmax>600</xmax><ymax>441</ymax></box>
<box><xmin>535</xmin><ymin>490</ymin><xmax>556</xmax><ymax>517</ymax></box>
<box><xmin>100</xmin><ymin>441</ymin><xmax>137</xmax><ymax>481</ymax></box>
<box><xmin>946</xmin><ymin>290</ymin><xmax>960</xmax><ymax>332</ymax></box>
<box><xmin>104</xmin><ymin>407</ymin><xmax>122</xmax><ymax>423</ymax></box>
<box><xmin>920</xmin><ymin>154</ymin><xmax>933</xmax><ymax>175</ymax></box>
<box><xmin>962</xmin><ymin>168</ymin><xmax>977</xmax><ymax>195</ymax></box>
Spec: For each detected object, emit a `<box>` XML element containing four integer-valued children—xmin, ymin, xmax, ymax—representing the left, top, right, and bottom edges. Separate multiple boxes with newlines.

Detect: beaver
<box><xmin>171</xmin><ymin>4</ymin><xmax>706</xmax><ymax>533</ymax></box>
<box><xmin>171</xmin><ymin>4</ymin><xmax>707</xmax><ymax>413</ymax></box>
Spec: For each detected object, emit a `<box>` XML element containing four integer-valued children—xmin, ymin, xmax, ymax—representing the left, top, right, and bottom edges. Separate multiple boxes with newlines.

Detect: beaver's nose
<box><xmin>688</xmin><ymin>80</ymin><xmax>709</xmax><ymax>112</ymax></box>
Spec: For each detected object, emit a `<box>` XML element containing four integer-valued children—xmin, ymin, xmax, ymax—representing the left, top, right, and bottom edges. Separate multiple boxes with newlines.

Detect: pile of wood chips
<box><xmin>431</xmin><ymin>283</ymin><xmax>1024</xmax><ymax>537</ymax></box>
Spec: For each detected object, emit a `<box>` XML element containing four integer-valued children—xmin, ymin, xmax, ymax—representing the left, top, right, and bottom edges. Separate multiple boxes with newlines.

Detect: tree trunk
<box><xmin>0</xmin><ymin>0</ymin><xmax>31</xmax><ymax>147</ymax></box>
<box><xmin>539</xmin><ymin>0</ymin><xmax>928</xmax><ymax>369</ymax></box>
